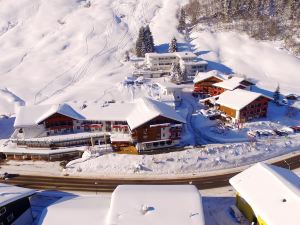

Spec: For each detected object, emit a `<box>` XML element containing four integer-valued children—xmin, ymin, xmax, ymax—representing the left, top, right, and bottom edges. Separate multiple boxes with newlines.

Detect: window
<box><xmin>77</xmin><ymin>126</ymin><xmax>80</xmax><ymax>130</ymax></box>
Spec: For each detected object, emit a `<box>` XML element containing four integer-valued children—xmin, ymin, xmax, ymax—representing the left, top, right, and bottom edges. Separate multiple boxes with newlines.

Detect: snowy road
<box><xmin>2</xmin><ymin>152</ymin><xmax>300</xmax><ymax>192</ymax></box>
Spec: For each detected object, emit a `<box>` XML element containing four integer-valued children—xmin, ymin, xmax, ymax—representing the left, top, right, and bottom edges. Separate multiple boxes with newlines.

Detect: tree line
<box><xmin>180</xmin><ymin>0</ymin><xmax>300</xmax><ymax>55</ymax></box>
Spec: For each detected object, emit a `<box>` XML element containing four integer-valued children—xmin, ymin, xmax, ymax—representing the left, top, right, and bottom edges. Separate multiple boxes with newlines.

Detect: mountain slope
<box><xmin>0</xmin><ymin>0</ymin><xmax>185</xmax><ymax>114</ymax></box>
<box><xmin>0</xmin><ymin>0</ymin><xmax>300</xmax><ymax>117</ymax></box>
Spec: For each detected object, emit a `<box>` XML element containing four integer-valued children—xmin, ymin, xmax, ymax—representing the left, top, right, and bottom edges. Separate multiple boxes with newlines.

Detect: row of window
<box><xmin>241</xmin><ymin>109</ymin><xmax>266</xmax><ymax>117</ymax></box>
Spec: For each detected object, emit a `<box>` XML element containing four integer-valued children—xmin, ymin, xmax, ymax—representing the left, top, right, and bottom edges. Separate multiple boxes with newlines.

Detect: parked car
<box><xmin>0</xmin><ymin>172</ymin><xmax>9</xmax><ymax>180</ymax></box>
<box><xmin>247</xmin><ymin>129</ymin><xmax>275</xmax><ymax>138</ymax></box>
<box><xmin>291</xmin><ymin>126</ymin><xmax>300</xmax><ymax>133</ymax></box>
<box><xmin>247</xmin><ymin>130</ymin><xmax>258</xmax><ymax>137</ymax></box>
<box><xmin>274</xmin><ymin>129</ymin><xmax>288</xmax><ymax>136</ymax></box>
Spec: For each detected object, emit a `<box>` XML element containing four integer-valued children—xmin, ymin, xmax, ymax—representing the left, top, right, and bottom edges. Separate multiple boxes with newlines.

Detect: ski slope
<box><xmin>0</xmin><ymin>0</ymin><xmax>299</xmax><ymax>117</ymax></box>
<box><xmin>0</xmin><ymin>0</ymin><xmax>186</xmax><ymax>115</ymax></box>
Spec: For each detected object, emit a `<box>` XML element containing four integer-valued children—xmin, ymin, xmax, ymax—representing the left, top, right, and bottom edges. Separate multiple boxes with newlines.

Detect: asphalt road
<box><xmin>2</xmin><ymin>153</ymin><xmax>300</xmax><ymax>192</ymax></box>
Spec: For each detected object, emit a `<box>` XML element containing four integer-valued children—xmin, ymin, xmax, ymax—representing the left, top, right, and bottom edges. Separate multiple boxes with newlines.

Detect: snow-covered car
<box><xmin>257</xmin><ymin>130</ymin><xmax>275</xmax><ymax>137</ymax></box>
<box><xmin>247</xmin><ymin>130</ymin><xmax>258</xmax><ymax>137</ymax></box>
<box><xmin>274</xmin><ymin>129</ymin><xmax>288</xmax><ymax>136</ymax></box>
<box><xmin>0</xmin><ymin>172</ymin><xmax>9</xmax><ymax>179</ymax></box>
<box><xmin>200</xmin><ymin>109</ymin><xmax>220</xmax><ymax>119</ymax></box>
<box><xmin>247</xmin><ymin>130</ymin><xmax>275</xmax><ymax>138</ymax></box>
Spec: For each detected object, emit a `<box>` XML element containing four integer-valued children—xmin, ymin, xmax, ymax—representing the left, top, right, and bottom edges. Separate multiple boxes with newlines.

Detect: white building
<box><xmin>155</xmin><ymin>81</ymin><xmax>184</xmax><ymax>108</ymax></box>
<box><xmin>0</xmin><ymin>183</ymin><xmax>36</xmax><ymax>225</ymax></box>
<box><xmin>144</xmin><ymin>52</ymin><xmax>208</xmax><ymax>78</ymax></box>
<box><xmin>230</xmin><ymin>162</ymin><xmax>300</xmax><ymax>225</ymax></box>
<box><xmin>38</xmin><ymin>185</ymin><xmax>205</xmax><ymax>225</ymax></box>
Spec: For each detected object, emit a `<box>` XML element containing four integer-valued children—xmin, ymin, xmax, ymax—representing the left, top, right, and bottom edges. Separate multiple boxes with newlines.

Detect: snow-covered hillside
<box><xmin>0</xmin><ymin>0</ymin><xmax>299</xmax><ymax>117</ymax></box>
<box><xmin>0</xmin><ymin>0</ymin><xmax>186</xmax><ymax>115</ymax></box>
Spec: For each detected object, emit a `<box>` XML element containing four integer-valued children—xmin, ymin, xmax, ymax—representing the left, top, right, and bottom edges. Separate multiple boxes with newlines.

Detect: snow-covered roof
<box><xmin>213</xmin><ymin>77</ymin><xmax>246</xmax><ymax>90</ymax></box>
<box><xmin>127</xmin><ymin>98</ymin><xmax>186</xmax><ymax>130</ymax></box>
<box><xmin>193</xmin><ymin>70</ymin><xmax>228</xmax><ymax>84</ymax></box>
<box><xmin>175</xmin><ymin>51</ymin><xmax>197</xmax><ymax>59</ymax></box>
<box><xmin>0</xmin><ymin>183</ymin><xmax>35</xmax><ymax>207</ymax></box>
<box><xmin>156</xmin><ymin>81</ymin><xmax>185</xmax><ymax>90</ymax></box>
<box><xmin>14</xmin><ymin>103</ymin><xmax>85</xmax><ymax>128</ymax></box>
<box><xmin>15</xmin><ymin>98</ymin><xmax>185</xmax><ymax>131</ymax></box>
<box><xmin>108</xmin><ymin>185</ymin><xmax>205</xmax><ymax>225</ymax></box>
<box><xmin>80</xmin><ymin>102</ymin><xmax>134</xmax><ymax>122</ymax></box>
<box><xmin>38</xmin><ymin>196</ymin><xmax>111</xmax><ymax>225</ymax></box>
<box><xmin>145</xmin><ymin>51</ymin><xmax>197</xmax><ymax>59</ymax></box>
<box><xmin>229</xmin><ymin>163</ymin><xmax>300</xmax><ymax>225</ymax></box>
<box><xmin>215</xmin><ymin>89</ymin><xmax>270</xmax><ymax>110</ymax></box>
<box><xmin>80</xmin><ymin>98</ymin><xmax>185</xmax><ymax>130</ymax></box>
<box><xmin>145</xmin><ymin>52</ymin><xmax>177</xmax><ymax>58</ymax></box>
<box><xmin>182</xmin><ymin>60</ymin><xmax>208</xmax><ymax>65</ymax></box>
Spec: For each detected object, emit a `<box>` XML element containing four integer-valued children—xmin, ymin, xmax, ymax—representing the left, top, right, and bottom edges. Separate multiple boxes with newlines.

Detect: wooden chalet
<box><xmin>11</xmin><ymin>98</ymin><xmax>186</xmax><ymax>156</ymax></box>
<box><xmin>215</xmin><ymin>89</ymin><xmax>272</xmax><ymax>123</ymax></box>
<box><xmin>193</xmin><ymin>70</ymin><xmax>225</xmax><ymax>94</ymax></box>
<box><xmin>210</xmin><ymin>77</ymin><xmax>254</xmax><ymax>96</ymax></box>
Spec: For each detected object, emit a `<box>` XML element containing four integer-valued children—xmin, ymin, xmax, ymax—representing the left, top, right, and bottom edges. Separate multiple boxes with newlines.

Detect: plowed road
<box><xmin>2</xmin><ymin>154</ymin><xmax>300</xmax><ymax>192</ymax></box>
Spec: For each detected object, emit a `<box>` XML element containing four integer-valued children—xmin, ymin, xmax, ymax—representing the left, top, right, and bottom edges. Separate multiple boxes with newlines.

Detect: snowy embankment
<box><xmin>63</xmin><ymin>134</ymin><xmax>300</xmax><ymax>177</ymax></box>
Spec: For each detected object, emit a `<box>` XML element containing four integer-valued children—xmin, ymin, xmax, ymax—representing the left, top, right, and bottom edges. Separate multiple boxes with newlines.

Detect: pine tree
<box><xmin>177</xmin><ymin>8</ymin><xmax>186</xmax><ymax>33</ymax></box>
<box><xmin>124</xmin><ymin>51</ymin><xmax>130</xmax><ymax>62</ymax></box>
<box><xmin>136</xmin><ymin>27</ymin><xmax>146</xmax><ymax>57</ymax></box>
<box><xmin>168</xmin><ymin>37</ymin><xmax>178</xmax><ymax>53</ymax></box>
<box><xmin>144</xmin><ymin>25</ymin><xmax>155</xmax><ymax>53</ymax></box>
<box><xmin>273</xmin><ymin>85</ymin><xmax>280</xmax><ymax>104</ymax></box>
<box><xmin>170</xmin><ymin>62</ymin><xmax>183</xmax><ymax>84</ymax></box>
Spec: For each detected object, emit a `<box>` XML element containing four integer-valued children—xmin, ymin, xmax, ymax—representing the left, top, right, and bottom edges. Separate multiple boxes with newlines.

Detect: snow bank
<box><xmin>64</xmin><ymin>134</ymin><xmax>300</xmax><ymax>177</ymax></box>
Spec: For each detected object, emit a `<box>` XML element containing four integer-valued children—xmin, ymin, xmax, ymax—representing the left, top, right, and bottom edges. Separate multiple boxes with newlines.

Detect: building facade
<box><xmin>215</xmin><ymin>89</ymin><xmax>271</xmax><ymax>123</ymax></box>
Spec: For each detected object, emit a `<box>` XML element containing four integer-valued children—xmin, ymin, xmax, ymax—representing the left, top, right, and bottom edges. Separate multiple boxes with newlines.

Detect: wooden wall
<box><xmin>131</xmin><ymin>116</ymin><xmax>181</xmax><ymax>143</ymax></box>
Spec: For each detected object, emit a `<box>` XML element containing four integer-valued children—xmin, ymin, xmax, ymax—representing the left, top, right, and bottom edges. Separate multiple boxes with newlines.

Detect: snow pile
<box><xmin>64</xmin><ymin>134</ymin><xmax>300</xmax><ymax>177</ymax></box>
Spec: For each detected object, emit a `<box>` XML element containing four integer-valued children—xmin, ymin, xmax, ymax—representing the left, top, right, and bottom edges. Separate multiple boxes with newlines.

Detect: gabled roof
<box><xmin>215</xmin><ymin>89</ymin><xmax>271</xmax><ymax>111</ymax></box>
<box><xmin>127</xmin><ymin>98</ymin><xmax>186</xmax><ymax>130</ymax></box>
<box><xmin>14</xmin><ymin>103</ymin><xmax>85</xmax><ymax>128</ymax></box>
<box><xmin>0</xmin><ymin>183</ymin><xmax>35</xmax><ymax>207</ymax></box>
<box><xmin>229</xmin><ymin>163</ymin><xmax>300</xmax><ymax>225</ymax></box>
<box><xmin>213</xmin><ymin>77</ymin><xmax>246</xmax><ymax>90</ymax></box>
<box><xmin>193</xmin><ymin>70</ymin><xmax>228</xmax><ymax>84</ymax></box>
<box><xmin>108</xmin><ymin>185</ymin><xmax>205</xmax><ymax>225</ymax></box>
<box><xmin>15</xmin><ymin>99</ymin><xmax>185</xmax><ymax>131</ymax></box>
<box><xmin>36</xmin><ymin>104</ymin><xmax>85</xmax><ymax>124</ymax></box>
